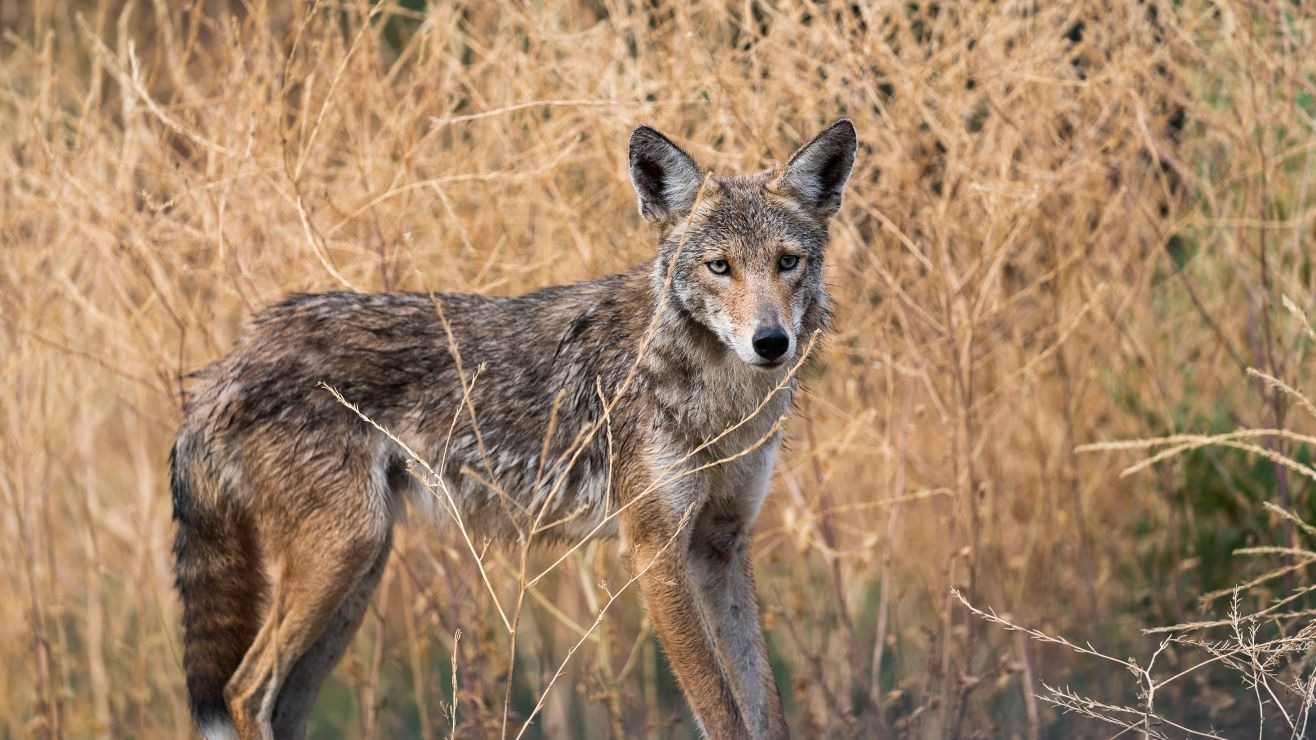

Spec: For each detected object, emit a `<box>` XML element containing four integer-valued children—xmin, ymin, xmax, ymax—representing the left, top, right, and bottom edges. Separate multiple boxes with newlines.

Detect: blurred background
<box><xmin>2</xmin><ymin>1</ymin><xmax>1314</xmax><ymax>737</ymax></box>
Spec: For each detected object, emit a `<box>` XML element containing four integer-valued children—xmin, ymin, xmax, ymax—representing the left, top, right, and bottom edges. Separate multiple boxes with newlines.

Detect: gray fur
<box><xmin>171</xmin><ymin>120</ymin><xmax>857</xmax><ymax>739</ymax></box>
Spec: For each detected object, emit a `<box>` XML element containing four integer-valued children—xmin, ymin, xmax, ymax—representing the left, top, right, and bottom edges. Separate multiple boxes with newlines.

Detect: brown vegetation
<box><xmin>1</xmin><ymin>0</ymin><xmax>1313</xmax><ymax>736</ymax></box>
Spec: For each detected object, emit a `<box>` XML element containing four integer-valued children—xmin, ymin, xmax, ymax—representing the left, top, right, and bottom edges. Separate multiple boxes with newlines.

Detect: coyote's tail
<box><xmin>171</xmin><ymin>432</ymin><xmax>267</xmax><ymax>736</ymax></box>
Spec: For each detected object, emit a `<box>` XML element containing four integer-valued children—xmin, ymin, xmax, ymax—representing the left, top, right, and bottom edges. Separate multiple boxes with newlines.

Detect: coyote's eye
<box><xmin>707</xmin><ymin>259</ymin><xmax>730</xmax><ymax>276</ymax></box>
<box><xmin>778</xmin><ymin>254</ymin><xmax>800</xmax><ymax>271</ymax></box>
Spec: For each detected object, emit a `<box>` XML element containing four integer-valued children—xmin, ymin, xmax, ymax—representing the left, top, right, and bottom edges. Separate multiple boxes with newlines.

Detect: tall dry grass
<box><xmin>960</xmin><ymin>299</ymin><xmax>1316</xmax><ymax>738</ymax></box>
<box><xmin>1</xmin><ymin>0</ymin><xmax>1313</xmax><ymax>737</ymax></box>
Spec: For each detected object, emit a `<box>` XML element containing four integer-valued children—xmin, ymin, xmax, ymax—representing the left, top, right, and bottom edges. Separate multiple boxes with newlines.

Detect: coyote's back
<box><xmin>172</xmin><ymin>119</ymin><xmax>856</xmax><ymax>739</ymax></box>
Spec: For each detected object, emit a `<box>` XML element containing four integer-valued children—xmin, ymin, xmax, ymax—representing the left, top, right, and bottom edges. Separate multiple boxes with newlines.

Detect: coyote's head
<box><xmin>629</xmin><ymin>120</ymin><xmax>856</xmax><ymax>370</ymax></box>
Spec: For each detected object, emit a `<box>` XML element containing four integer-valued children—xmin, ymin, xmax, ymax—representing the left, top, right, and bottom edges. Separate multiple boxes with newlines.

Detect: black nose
<box><xmin>752</xmin><ymin>327</ymin><xmax>789</xmax><ymax>361</ymax></box>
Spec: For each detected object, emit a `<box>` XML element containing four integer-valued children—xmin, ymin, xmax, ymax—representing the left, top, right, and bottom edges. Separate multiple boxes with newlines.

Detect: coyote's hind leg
<box><xmin>223</xmin><ymin>503</ymin><xmax>391</xmax><ymax>740</ymax></box>
<box><xmin>271</xmin><ymin>529</ymin><xmax>393</xmax><ymax>740</ymax></box>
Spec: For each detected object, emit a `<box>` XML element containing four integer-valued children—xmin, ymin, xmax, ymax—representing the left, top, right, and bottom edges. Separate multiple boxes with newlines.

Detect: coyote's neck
<box><xmin>638</xmin><ymin>292</ymin><xmax>795</xmax><ymax>454</ymax></box>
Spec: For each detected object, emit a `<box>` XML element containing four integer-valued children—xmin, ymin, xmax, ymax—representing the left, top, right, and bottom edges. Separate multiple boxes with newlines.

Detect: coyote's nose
<box><xmin>752</xmin><ymin>327</ymin><xmax>790</xmax><ymax>361</ymax></box>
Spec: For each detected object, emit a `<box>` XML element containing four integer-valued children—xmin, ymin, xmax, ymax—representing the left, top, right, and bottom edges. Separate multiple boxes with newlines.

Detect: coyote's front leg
<box><xmin>622</xmin><ymin>486</ymin><xmax>750</xmax><ymax>738</ymax></box>
<box><xmin>689</xmin><ymin>456</ymin><xmax>789</xmax><ymax>739</ymax></box>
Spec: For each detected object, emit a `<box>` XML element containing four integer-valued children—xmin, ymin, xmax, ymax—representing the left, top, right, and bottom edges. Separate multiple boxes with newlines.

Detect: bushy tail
<box><xmin>171</xmin><ymin>434</ymin><xmax>267</xmax><ymax>734</ymax></box>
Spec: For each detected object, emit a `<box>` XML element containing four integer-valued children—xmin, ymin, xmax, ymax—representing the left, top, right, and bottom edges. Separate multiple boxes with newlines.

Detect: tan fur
<box><xmin>171</xmin><ymin>120</ymin><xmax>856</xmax><ymax>739</ymax></box>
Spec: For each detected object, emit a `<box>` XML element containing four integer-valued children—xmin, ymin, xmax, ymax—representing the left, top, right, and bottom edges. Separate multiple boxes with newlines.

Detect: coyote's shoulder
<box><xmin>173</xmin><ymin>120</ymin><xmax>856</xmax><ymax>739</ymax></box>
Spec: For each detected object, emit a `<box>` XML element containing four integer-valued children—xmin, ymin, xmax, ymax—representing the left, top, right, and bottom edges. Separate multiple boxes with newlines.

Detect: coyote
<box><xmin>171</xmin><ymin>120</ymin><xmax>856</xmax><ymax>739</ymax></box>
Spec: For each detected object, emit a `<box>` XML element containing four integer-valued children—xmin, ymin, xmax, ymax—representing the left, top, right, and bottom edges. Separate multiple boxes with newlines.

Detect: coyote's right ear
<box><xmin>629</xmin><ymin>126</ymin><xmax>704</xmax><ymax>223</ymax></box>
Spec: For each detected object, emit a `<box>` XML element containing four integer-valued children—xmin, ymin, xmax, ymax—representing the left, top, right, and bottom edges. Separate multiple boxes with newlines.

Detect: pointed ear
<box><xmin>629</xmin><ymin>125</ymin><xmax>704</xmax><ymax>223</ymax></box>
<box><xmin>776</xmin><ymin>119</ymin><xmax>857</xmax><ymax>218</ymax></box>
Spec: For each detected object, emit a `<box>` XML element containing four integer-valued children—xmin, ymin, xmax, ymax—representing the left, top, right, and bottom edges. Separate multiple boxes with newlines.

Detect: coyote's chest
<box><xmin>647</xmin><ymin>351</ymin><xmax>795</xmax><ymax>470</ymax></box>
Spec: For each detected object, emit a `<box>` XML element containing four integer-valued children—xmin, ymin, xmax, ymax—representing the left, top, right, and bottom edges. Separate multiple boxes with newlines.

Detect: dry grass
<box><xmin>960</xmin><ymin>563</ymin><xmax>1316</xmax><ymax>739</ymax></box>
<box><xmin>1</xmin><ymin>0</ymin><xmax>1314</xmax><ymax>737</ymax></box>
<box><xmin>960</xmin><ymin>303</ymin><xmax>1316</xmax><ymax>738</ymax></box>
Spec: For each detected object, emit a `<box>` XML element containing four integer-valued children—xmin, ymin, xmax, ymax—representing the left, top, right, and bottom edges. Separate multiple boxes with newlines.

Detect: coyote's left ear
<box><xmin>775</xmin><ymin>119</ymin><xmax>857</xmax><ymax>218</ymax></box>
